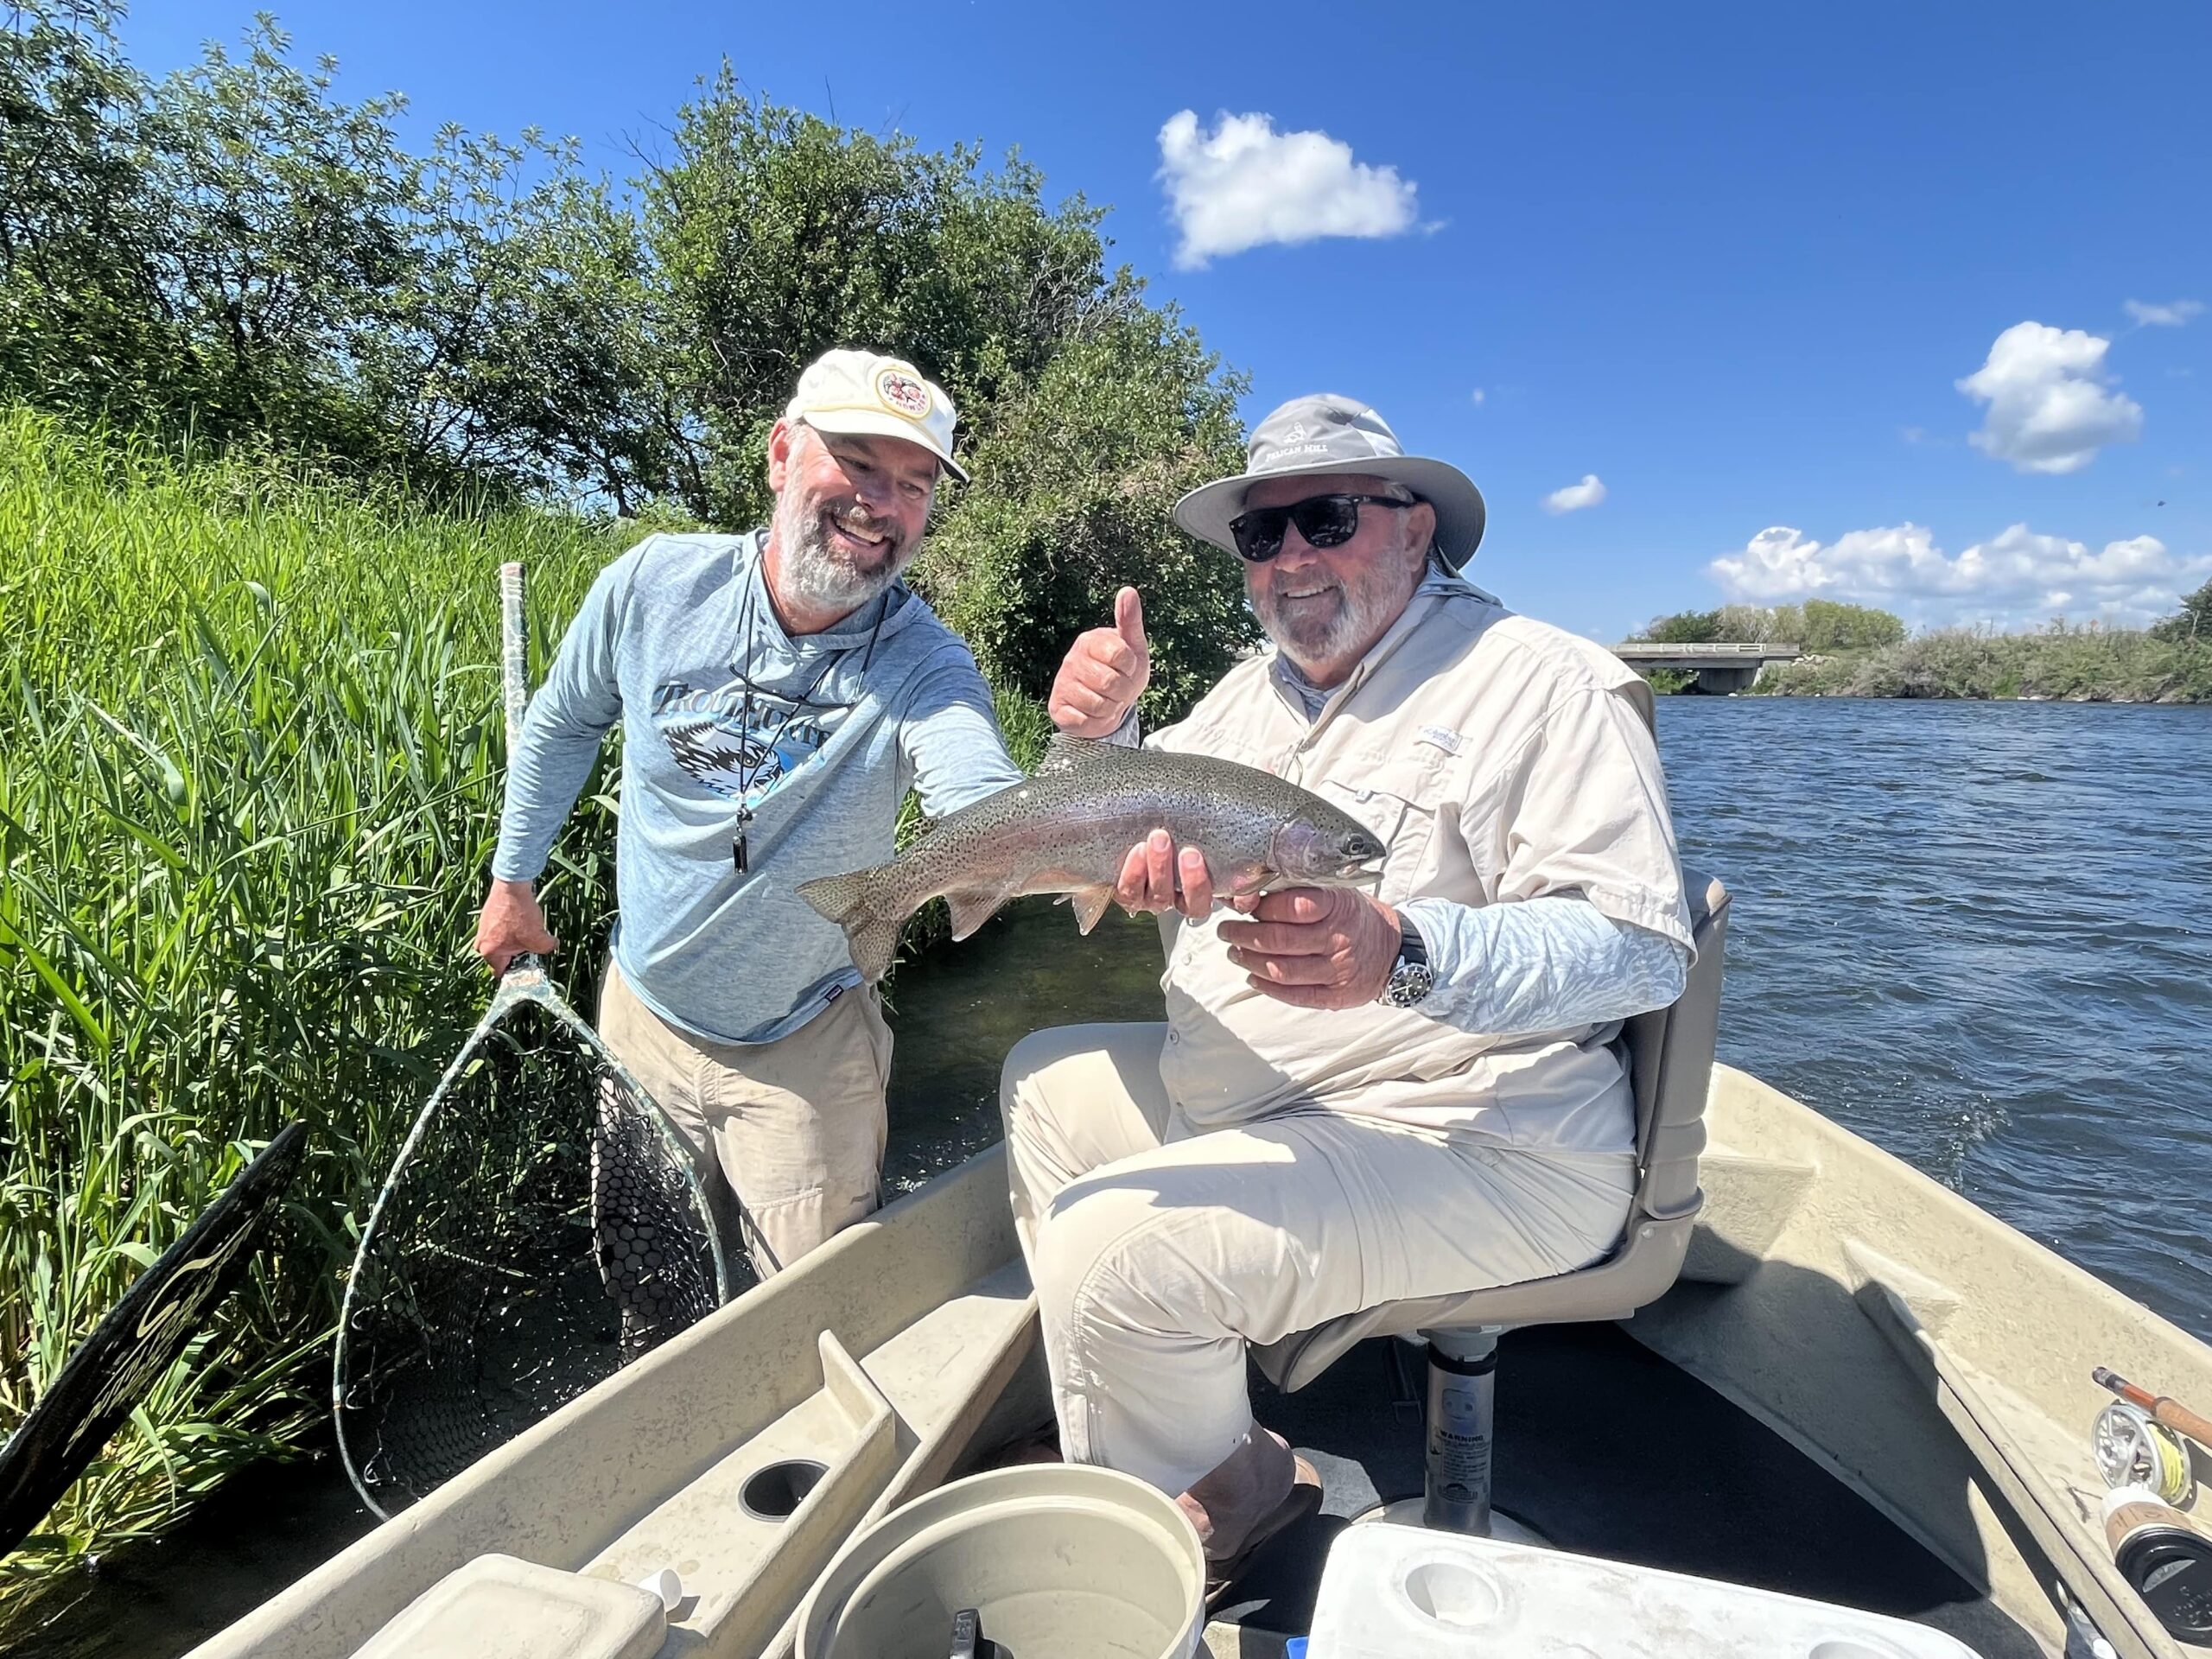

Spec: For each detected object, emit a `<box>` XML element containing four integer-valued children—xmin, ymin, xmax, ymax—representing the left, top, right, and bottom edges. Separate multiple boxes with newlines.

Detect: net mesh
<box><xmin>337</xmin><ymin>998</ymin><xmax>735</xmax><ymax>1513</ymax></box>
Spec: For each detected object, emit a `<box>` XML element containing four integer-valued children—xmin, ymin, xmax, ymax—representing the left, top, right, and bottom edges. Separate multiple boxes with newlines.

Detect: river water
<box><xmin>21</xmin><ymin>696</ymin><xmax>2212</xmax><ymax>1655</ymax></box>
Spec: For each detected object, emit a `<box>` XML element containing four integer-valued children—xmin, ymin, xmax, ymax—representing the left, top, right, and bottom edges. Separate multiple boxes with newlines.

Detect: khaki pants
<box><xmin>599</xmin><ymin>959</ymin><xmax>892</xmax><ymax>1277</ymax></box>
<box><xmin>1001</xmin><ymin>1022</ymin><xmax>1635</xmax><ymax>1497</ymax></box>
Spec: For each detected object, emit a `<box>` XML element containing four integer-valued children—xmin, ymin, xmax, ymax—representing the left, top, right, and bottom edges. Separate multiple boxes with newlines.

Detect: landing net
<box><xmin>334</xmin><ymin>980</ymin><xmax>737</xmax><ymax>1516</ymax></box>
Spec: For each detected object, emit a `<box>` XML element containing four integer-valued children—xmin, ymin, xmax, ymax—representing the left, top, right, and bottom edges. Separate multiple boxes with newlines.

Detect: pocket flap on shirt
<box><xmin>1313</xmin><ymin>754</ymin><xmax>1446</xmax><ymax>903</ymax></box>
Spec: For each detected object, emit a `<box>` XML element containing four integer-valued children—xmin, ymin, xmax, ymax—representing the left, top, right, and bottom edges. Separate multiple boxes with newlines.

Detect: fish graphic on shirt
<box><xmin>655</xmin><ymin>683</ymin><xmax>842</xmax><ymax>807</ymax></box>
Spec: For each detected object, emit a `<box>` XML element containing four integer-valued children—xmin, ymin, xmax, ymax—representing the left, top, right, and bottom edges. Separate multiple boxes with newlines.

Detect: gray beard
<box><xmin>1252</xmin><ymin>524</ymin><xmax>1425</xmax><ymax>672</ymax></box>
<box><xmin>1255</xmin><ymin>570</ymin><xmax>1407</xmax><ymax>672</ymax></box>
<box><xmin>772</xmin><ymin>490</ymin><xmax>912</xmax><ymax>617</ymax></box>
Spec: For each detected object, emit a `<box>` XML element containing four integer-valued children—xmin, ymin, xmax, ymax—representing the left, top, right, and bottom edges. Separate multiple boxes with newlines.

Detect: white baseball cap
<box><xmin>784</xmin><ymin>349</ymin><xmax>968</xmax><ymax>483</ymax></box>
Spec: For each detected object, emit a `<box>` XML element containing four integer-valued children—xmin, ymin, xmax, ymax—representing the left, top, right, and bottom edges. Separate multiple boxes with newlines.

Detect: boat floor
<box><xmin>1211</xmin><ymin>1323</ymin><xmax>2046</xmax><ymax>1659</ymax></box>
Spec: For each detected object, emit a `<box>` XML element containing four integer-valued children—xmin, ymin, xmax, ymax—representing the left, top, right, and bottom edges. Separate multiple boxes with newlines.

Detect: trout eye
<box><xmin>1344</xmin><ymin>830</ymin><xmax>1384</xmax><ymax>860</ymax></box>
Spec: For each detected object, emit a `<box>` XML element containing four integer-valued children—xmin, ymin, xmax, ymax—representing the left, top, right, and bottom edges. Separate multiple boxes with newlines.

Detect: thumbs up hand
<box><xmin>1050</xmin><ymin>586</ymin><xmax>1152</xmax><ymax>738</ymax></box>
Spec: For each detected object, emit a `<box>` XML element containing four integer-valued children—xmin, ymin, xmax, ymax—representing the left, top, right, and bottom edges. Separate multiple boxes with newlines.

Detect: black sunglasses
<box><xmin>1229</xmin><ymin>493</ymin><xmax>1414</xmax><ymax>563</ymax></box>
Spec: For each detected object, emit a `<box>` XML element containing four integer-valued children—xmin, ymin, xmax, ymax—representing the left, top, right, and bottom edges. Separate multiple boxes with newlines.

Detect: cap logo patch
<box><xmin>875</xmin><ymin>368</ymin><xmax>932</xmax><ymax>419</ymax></box>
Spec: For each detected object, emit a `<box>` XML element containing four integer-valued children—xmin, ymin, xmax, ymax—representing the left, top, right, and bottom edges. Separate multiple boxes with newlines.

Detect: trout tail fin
<box><xmin>798</xmin><ymin>868</ymin><xmax>905</xmax><ymax>984</ymax></box>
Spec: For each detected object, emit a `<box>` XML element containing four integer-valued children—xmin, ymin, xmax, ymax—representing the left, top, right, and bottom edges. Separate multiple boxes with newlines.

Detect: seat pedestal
<box><xmin>1421</xmin><ymin>1325</ymin><xmax>1502</xmax><ymax>1532</ymax></box>
<box><xmin>1351</xmin><ymin>1326</ymin><xmax>1546</xmax><ymax>1541</ymax></box>
<box><xmin>1364</xmin><ymin>1495</ymin><xmax>1545</xmax><ymax>1544</ymax></box>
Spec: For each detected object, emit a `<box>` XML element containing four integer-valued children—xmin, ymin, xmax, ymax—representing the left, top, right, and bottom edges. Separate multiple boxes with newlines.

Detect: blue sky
<box><xmin>130</xmin><ymin>2</ymin><xmax>2210</xmax><ymax>641</ymax></box>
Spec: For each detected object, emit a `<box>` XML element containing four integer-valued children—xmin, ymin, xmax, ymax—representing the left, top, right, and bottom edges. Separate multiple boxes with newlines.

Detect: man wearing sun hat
<box><xmin>1004</xmin><ymin>392</ymin><xmax>1696</xmax><ymax>1592</ymax></box>
<box><xmin>474</xmin><ymin>348</ymin><xmax>1024</xmax><ymax>1277</ymax></box>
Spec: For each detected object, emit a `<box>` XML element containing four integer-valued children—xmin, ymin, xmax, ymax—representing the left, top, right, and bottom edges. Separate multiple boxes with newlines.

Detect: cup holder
<box><xmin>1402</xmin><ymin>1558</ymin><xmax>1503</xmax><ymax>1629</ymax></box>
<box><xmin>741</xmin><ymin>1458</ymin><xmax>828</xmax><ymax>1521</ymax></box>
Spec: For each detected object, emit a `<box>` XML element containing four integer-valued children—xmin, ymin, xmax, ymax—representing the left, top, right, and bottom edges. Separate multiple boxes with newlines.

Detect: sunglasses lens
<box><xmin>1290</xmin><ymin>496</ymin><xmax>1362</xmax><ymax>549</ymax></box>
<box><xmin>1231</xmin><ymin>507</ymin><xmax>1289</xmax><ymax>563</ymax></box>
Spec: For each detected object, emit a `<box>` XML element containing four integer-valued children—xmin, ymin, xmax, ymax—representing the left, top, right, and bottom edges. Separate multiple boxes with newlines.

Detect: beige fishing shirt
<box><xmin>1148</xmin><ymin>582</ymin><xmax>1693</xmax><ymax>1153</ymax></box>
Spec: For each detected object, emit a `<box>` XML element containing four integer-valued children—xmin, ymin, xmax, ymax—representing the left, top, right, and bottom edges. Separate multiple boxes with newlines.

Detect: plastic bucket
<box><xmin>795</xmin><ymin>1464</ymin><xmax>1206</xmax><ymax>1659</ymax></box>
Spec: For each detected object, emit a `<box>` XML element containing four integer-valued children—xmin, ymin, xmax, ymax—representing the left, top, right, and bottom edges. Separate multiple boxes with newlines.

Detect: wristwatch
<box><xmin>1380</xmin><ymin>915</ymin><xmax>1434</xmax><ymax>1008</ymax></box>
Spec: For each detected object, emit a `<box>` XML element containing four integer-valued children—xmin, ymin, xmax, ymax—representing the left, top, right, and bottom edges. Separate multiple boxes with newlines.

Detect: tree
<box><xmin>359</xmin><ymin>124</ymin><xmax>661</xmax><ymax>507</ymax></box>
<box><xmin>0</xmin><ymin>5</ymin><xmax>653</xmax><ymax>495</ymax></box>
<box><xmin>2153</xmin><ymin>578</ymin><xmax>2212</xmax><ymax>644</ymax></box>
<box><xmin>637</xmin><ymin>71</ymin><xmax>1255</xmax><ymax>710</ymax></box>
<box><xmin>915</xmin><ymin>303</ymin><xmax>1255</xmax><ymax>713</ymax></box>
<box><xmin>1642</xmin><ymin>599</ymin><xmax>1904</xmax><ymax>652</ymax></box>
<box><xmin>1801</xmin><ymin>599</ymin><xmax>1904</xmax><ymax>652</ymax></box>
<box><xmin>1636</xmin><ymin>609</ymin><xmax>1722</xmax><ymax>644</ymax></box>
<box><xmin>0</xmin><ymin>0</ymin><xmax>178</xmax><ymax>419</ymax></box>
<box><xmin>639</xmin><ymin>73</ymin><xmax>1149</xmax><ymax>522</ymax></box>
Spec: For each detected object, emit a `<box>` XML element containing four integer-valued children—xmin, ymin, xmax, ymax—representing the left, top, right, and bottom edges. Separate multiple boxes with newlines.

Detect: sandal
<box><xmin>1203</xmin><ymin>1455</ymin><xmax>1322</xmax><ymax>1610</ymax></box>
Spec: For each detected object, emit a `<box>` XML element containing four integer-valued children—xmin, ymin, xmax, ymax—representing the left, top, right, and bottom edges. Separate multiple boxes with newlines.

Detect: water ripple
<box><xmin>1660</xmin><ymin>697</ymin><xmax>2212</xmax><ymax>1340</ymax></box>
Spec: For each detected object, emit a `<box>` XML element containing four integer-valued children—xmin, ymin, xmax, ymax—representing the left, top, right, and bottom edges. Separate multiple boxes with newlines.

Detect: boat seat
<box><xmin>1252</xmin><ymin>873</ymin><xmax>1730</xmax><ymax>1530</ymax></box>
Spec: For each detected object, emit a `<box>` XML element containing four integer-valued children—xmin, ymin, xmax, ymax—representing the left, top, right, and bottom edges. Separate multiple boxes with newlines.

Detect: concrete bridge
<box><xmin>1611</xmin><ymin>641</ymin><xmax>1802</xmax><ymax>694</ymax></box>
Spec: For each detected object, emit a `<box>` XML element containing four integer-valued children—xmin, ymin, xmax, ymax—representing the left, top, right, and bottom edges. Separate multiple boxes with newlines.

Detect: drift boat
<box><xmin>186</xmin><ymin>882</ymin><xmax>2212</xmax><ymax>1659</ymax></box>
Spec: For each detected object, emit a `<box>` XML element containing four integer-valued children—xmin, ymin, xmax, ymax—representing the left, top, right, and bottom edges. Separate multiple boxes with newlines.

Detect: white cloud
<box><xmin>1955</xmin><ymin>321</ymin><xmax>2143</xmax><ymax>474</ymax></box>
<box><xmin>2125</xmin><ymin>298</ymin><xmax>2203</xmax><ymax>327</ymax></box>
<box><xmin>1470</xmin><ymin>386</ymin><xmax>1486</xmax><ymax>405</ymax></box>
<box><xmin>1709</xmin><ymin>522</ymin><xmax>2209</xmax><ymax>626</ymax></box>
<box><xmin>1541</xmin><ymin>474</ymin><xmax>1606</xmax><ymax>514</ymax></box>
<box><xmin>1156</xmin><ymin>111</ymin><xmax>1419</xmax><ymax>268</ymax></box>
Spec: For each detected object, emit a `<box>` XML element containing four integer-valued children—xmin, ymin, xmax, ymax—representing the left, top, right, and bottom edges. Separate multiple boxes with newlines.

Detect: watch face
<box><xmin>1387</xmin><ymin>962</ymin><xmax>1435</xmax><ymax>1007</ymax></box>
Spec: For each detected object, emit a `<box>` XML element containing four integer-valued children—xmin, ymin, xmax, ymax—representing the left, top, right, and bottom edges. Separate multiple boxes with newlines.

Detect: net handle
<box><xmin>499</xmin><ymin>561</ymin><xmax>529</xmax><ymax>758</ymax></box>
<box><xmin>498</xmin><ymin>561</ymin><xmax>542</xmax><ymax>980</ymax></box>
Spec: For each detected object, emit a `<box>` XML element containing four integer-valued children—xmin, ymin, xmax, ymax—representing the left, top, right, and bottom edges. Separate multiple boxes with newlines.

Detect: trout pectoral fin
<box><xmin>946</xmin><ymin>885</ymin><xmax>1018</xmax><ymax>941</ymax></box>
<box><xmin>1066</xmin><ymin>885</ymin><xmax>1116</xmax><ymax>935</ymax></box>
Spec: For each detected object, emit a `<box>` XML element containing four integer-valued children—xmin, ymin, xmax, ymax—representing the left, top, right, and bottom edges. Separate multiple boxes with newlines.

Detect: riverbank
<box><xmin>0</xmin><ymin>410</ymin><xmax>632</xmax><ymax>1605</ymax></box>
<box><xmin>1635</xmin><ymin>599</ymin><xmax>2212</xmax><ymax>703</ymax></box>
<box><xmin>1749</xmin><ymin>626</ymin><xmax>2212</xmax><ymax>701</ymax></box>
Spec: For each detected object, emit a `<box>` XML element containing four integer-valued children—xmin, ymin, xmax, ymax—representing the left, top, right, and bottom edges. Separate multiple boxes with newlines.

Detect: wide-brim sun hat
<box><xmin>1173</xmin><ymin>392</ymin><xmax>1486</xmax><ymax>570</ymax></box>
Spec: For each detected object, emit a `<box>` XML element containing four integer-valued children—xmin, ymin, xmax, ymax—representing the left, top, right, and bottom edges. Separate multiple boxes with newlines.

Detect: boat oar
<box><xmin>0</xmin><ymin>1122</ymin><xmax>309</xmax><ymax>1559</ymax></box>
<box><xmin>2094</xmin><ymin>1369</ymin><xmax>2212</xmax><ymax>1452</ymax></box>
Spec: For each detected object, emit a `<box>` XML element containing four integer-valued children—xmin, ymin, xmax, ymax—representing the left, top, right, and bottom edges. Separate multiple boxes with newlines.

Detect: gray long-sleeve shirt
<box><xmin>494</xmin><ymin>531</ymin><xmax>1023</xmax><ymax>1044</ymax></box>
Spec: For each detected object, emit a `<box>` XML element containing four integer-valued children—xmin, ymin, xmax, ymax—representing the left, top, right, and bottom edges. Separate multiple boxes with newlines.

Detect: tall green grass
<box><xmin>0</xmin><ymin>408</ymin><xmax>630</xmax><ymax>1599</ymax></box>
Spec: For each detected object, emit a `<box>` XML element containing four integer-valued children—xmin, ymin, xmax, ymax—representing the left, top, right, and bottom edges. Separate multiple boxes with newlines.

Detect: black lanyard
<box><xmin>728</xmin><ymin>554</ymin><xmax>889</xmax><ymax>874</ymax></box>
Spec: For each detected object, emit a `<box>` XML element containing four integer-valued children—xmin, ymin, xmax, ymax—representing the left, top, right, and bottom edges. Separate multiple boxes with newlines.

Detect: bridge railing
<box><xmin>1610</xmin><ymin>641</ymin><xmax>1802</xmax><ymax>660</ymax></box>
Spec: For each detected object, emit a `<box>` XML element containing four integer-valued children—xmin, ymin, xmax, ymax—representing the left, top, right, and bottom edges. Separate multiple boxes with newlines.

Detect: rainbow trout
<box><xmin>798</xmin><ymin>735</ymin><xmax>1387</xmax><ymax>982</ymax></box>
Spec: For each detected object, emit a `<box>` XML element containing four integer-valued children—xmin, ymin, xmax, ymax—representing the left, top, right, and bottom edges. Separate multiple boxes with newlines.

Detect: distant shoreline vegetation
<box><xmin>1630</xmin><ymin>593</ymin><xmax>2212</xmax><ymax>704</ymax></box>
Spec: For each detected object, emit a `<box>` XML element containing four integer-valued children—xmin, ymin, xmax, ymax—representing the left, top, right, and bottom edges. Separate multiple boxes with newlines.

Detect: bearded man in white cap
<box><xmin>475</xmin><ymin>349</ymin><xmax>1024</xmax><ymax>1275</ymax></box>
<box><xmin>1010</xmin><ymin>393</ymin><xmax>1695</xmax><ymax>1597</ymax></box>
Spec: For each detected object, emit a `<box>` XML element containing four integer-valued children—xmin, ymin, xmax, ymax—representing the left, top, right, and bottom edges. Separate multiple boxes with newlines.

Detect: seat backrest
<box><xmin>1626</xmin><ymin>872</ymin><xmax>1729</xmax><ymax>1224</ymax></box>
<box><xmin>1251</xmin><ymin>872</ymin><xmax>1730</xmax><ymax>1392</ymax></box>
